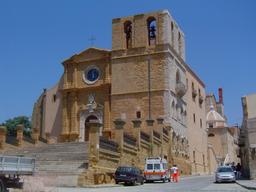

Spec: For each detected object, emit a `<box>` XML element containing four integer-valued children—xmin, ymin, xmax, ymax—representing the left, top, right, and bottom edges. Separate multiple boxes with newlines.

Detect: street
<box><xmin>55</xmin><ymin>176</ymin><xmax>249</xmax><ymax>192</ymax></box>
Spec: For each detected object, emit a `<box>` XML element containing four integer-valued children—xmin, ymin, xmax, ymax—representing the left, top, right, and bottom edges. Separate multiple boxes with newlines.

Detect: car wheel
<box><xmin>115</xmin><ymin>180</ymin><xmax>119</xmax><ymax>184</ymax></box>
<box><xmin>163</xmin><ymin>178</ymin><xmax>166</xmax><ymax>183</ymax></box>
<box><xmin>133</xmin><ymin>180</ymin><xmax>137</xmax><ymax>186</ymax></box>
<box><xmin>168</xmin><ymin>178</ymin><xmax>171</xmax><ymax>182</ymax></box>
<box><xmin>141</xmin><ymin>179</ymin><xmax>144</xmax><ymax>185</ymax></box>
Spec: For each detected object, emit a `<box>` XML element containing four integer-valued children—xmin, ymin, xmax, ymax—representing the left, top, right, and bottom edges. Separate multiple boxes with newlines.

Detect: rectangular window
<box><xmin>200</xmin><ymin>119</ymin><xmax>202</xmax><ymax>128</ymax></box>
<box><xmin>209</xmin><ymin>123</ymin><xmax>213</xmax><ymax>128</ymax></box>
<box><xmin>193</xmin><ymin>113</ymin><xmax>196</xmax><ymax>123</ymax></box>
<box><xmin>136</xmin><ymin>111</ymin><xmax>141</xmax><ymax>118</ymax></box>
<box><xmin>52</xmin><ymin>94</ymin><xmax>56</xmax><ymax>102</ymax></box>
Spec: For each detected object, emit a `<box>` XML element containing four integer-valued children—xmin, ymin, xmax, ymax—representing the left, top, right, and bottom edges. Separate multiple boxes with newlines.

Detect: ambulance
<box><xmin>144</xmin><ymin>157</ymin><xmax>171</xmax><ymax>183</ymax></box>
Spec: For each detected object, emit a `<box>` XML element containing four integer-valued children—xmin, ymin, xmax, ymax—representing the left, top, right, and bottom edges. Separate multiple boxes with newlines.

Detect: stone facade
<box><xmin>205</xmin><ymin>89</ymin><xmax>240</xmax><ymax>169</ymax></box>
<box><xmin>240</xmin><ymin>93</ymin><xmax>256</xmax><ymax>180</ymax></box>
<box><xmin>186</xmin><ymin>64</ymin><xmax>208</xmax><ymax>175</ymax></box>
<box><xmin>31</xmin><ymin>10</ymin><xmax>212</xmax><ymax>184</ymax></box>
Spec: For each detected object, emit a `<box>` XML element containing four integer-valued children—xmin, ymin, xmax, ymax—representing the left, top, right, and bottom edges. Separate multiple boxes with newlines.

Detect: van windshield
<box><xmin>154</xmin><ymin>164</ymin><xmax>160</xmax><ymax>169</ymax></box>
<box><xmin>147</xmin><ymin>164</ymin><xmax>153</xmax><ymax>170</ymax></box>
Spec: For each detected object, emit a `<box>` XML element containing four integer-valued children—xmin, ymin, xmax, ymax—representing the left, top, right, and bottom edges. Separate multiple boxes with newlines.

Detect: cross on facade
<box><xmin>89</xmin><ymin>35</ymin><xmax>96</xmax><ymax>46</ymax></box>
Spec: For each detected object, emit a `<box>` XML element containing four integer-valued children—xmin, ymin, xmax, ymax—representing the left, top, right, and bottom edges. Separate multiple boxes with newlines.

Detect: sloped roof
<box><xmin>62</xmin><ymin>47</ymin><xmax>111</xmax><ymax>65</ymax></box>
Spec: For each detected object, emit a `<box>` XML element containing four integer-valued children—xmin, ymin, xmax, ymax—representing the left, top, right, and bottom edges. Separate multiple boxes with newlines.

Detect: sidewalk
<box><xmin>236</xmin><ymin>178</ymin><xmax>256</xmax><ymax>190</ymax></box>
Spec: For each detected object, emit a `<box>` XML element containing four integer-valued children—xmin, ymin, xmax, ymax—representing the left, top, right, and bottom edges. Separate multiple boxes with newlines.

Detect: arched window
<box><xmin>147</xmin><ymin>17</ymin><xmax>156</xmax><ymax>46</ymax></box>
<box><xmin>208</xmin><ymin>133</ymin><xmax>215</xmax><ymax>137</ymax></box>
<box><xmin>124</xmin><ymin>21</ymin><xmax>132</xmax><ymax>49</ymax></box>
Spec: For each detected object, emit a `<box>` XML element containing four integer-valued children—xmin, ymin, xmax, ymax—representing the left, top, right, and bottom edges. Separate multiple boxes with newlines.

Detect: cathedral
<box><xmin>32</xmin><ymin>10</ymin><xmax>187</xmax><ymax>143</ymax></box>
<box><xmin>32</xmin><ymin>10</ymin><xmax>215</xmax><ymax>176</ymax></box>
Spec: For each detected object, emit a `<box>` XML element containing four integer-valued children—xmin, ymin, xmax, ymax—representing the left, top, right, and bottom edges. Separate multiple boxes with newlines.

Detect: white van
<box><xmin>144</xmin><ymin>157</ymin><xmax>171</xmax><ymax>183</ymax></box>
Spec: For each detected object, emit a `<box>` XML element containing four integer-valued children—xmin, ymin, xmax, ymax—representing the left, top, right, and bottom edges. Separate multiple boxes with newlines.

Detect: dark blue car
<box><xmin>114</xmin><ymin>166</ymin><xmax>144</xmax><ymax>186</ymax></box>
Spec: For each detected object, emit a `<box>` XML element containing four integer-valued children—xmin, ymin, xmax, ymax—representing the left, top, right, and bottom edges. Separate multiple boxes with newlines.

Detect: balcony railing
<box><xmin>175</xmin><ymin>82</ymin><xmax>186</xmax><ymax>98</ymax></box>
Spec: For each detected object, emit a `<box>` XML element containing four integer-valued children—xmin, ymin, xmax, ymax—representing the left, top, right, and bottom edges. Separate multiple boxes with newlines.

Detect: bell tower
<box><xmin>111</xmin><ymin>10</ymin><xmax>185</xmax><ymax>61</ymax></box>
<box><xmin>110</xmin><ymin>10</ymin><xmax>188</xmax><ymax>136</ymax></box>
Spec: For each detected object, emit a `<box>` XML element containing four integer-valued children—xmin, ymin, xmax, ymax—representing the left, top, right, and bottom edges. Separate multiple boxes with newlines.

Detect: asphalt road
<box><xmin>54</xmin><ymin>176</ymin><xmax>249</xmax><ymax>192</ymax></box>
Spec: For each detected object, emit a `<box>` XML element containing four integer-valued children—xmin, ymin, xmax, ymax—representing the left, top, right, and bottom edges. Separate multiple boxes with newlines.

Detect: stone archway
<box><xmin>84</xmin><ymin>115</ymin><xmax>98</xmax><ymax>141</ymax></box>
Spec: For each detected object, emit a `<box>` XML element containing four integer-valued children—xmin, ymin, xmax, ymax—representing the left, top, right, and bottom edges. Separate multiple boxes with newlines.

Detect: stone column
<box><xmin>69</xmin><ymin>92</ymin><xmax>79</xmax><ymax>142</ymax></box>
<box><xmin>102</xmin><ymin>99</ymin><xmax>111</xmax><ymax>139</ymax></box>
<box><xmin>60</xmin><ymin>93</ymin><xmax>69</xmax><ymax>142</ymax></box>
<box><xmin>45</xmin><ymin>132</ymin><xmax>51</xmax><ymax>144</ymax></box>
<box><xmin>157</xmin><ymin>117</ymin><xmax>164</xmax><ymax>140</ymax></box>
<box><xmin>146</xmin><ymin>118</ymin><xmax>154</xmax><ymax>143</ymax></box>
<box><xmin>157</xmin><ymin>117</ymin><xmax>164</xmax><ymax>158</ymax></box>
<box><xmin>16</xmin><ymin>124</ymin><xmax>24</xmax><ymax>147</ymax></box>
<box><xmin>0</xmin><ymin>126</ymin><xmax>6</xmax><ymax>149</ymax></box>
<box><xmin>114</xmin><ymin>118</ymin><xmax>126</xmax><ymax>151</ymax></box>
<box><xmin>165</xmin><ymin>125</ymin><xmax>173</xmax><ymax>166</ymax></box>
<box><xmin>146</xmin><ymin>118</ymin><xmax>154</xmax><ymax>156</ymax></box>
<box><xmin>132</xmin><ymin>119</ymin><xmax>142</xmax><ymax>150</ymax></box>
<box><xmin>33</xmin><ymin>127</ymin><xmax>40</xmax><ymax>146</ymax></box>
<box><xmin>88</xmin><ymin>119</ymin><xmax>102</xmax><ymax>162</ymax></box>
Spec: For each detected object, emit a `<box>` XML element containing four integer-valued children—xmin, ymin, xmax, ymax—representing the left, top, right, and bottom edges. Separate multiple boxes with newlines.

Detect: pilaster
<box><xmin>45</xmin><ymin>132</ymin><xmax>51</xmax><ymax>144</ymax></box>
<box><xmin>61</xmin><ymin>93</ymin><xmax>69</xmax><ymax>142</ymax></box>
<box><xmin>165</xmin><ymin>125</ymin><xmax>173</xmax><ymax>165</ymax></box>
<box><xmin>146</xmin><ymin>118</ymin><xmax>154</xmax><ymax>156</ymax></box>
<box><xmin>0</xmin><ymin>126</ymin><xmax>6</xmax><ymax>149</ymax></box>
<box><xmin>132</xmin><ymin>119</ymin><xmax>142</xmax><ymax>150</ymax></box>
<box><xmin>88</xmin><ymin>119</ymin><xmax>102</xmax><ymax>163</ymax></box>
<box><xmin>114</xmin><ymin>118</ymin><xmax>126</xmax><ymax>151</ymax></box>
<box><xmin>33</xmin><ymin>127</ymin><xmax>40</xmax><ymax>146</ymax></box>
<box><xmin>69</xmin><ymin>91</ymin><xmax>79</xmax><ymax>142</ymax></box>
<box><xmin>102</xmin><ymin>99</ymin><xmax>111</xmax><ymax>139</ymax></box>
<box><xmin>16</xmin><ymin>124</ymin><xmax>24</xmax><ymax>147</ymax></box>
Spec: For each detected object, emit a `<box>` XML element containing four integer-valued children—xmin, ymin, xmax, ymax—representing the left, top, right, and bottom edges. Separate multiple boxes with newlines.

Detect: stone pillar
<box><xmin>132</xmin><ymin>119</ymin><xmax>142</xmax><ymax>150</ymax></box>
<box><xmin>0</xmin><ymin>126</ymin><xmax>6</xmax><ymax>149</ymax></box>
<box><xmin>16</xmin><ymin>124</ymin><xmax>24</xmax><ymax>147</ymax></box>
<box><xmin>69</xmin><ymin>92</ymin><xmax>79</xmax><ymax>142</ymax></box>
<box><xmin>45</xmin><ymin>132</ymin><xmax>51</xmax><ymax>144</ymax></box>
<box><xmin>146</xmin><ymin>118</ymin><xmax>154</xmax><ymax>143</ymax></box>
<box><xmin>114</xmin><ymin>118</ymin><xmax>126</xmax><ymax>151</ymax></box>
<box><xmin>157</xmin><ymin>117</ymin><xmax>164</xmax><ymax>158</ymax></box>
<box><xmin>102</xmin><ymin>99</ymin><xmax>111</xmax><ymax>139</ymax></box>
<box><xmin>33</xmin><ymin>127</ymin><xmax>40</xmax><ymax>146</ymax></box>
<box><xmin>157</xmin><ymin>117</ymin><xmax>164</xmax><ymax>140</ymax></box>
<box><xmin>88</xmin><ymin>119</ymin><xmax>102</xmax><ymax>162</ymax></box>
<box><xmin>165</xmin><ymin>125</ymin><xmax>173</xmax><ymax>166</ymax></box>
<box><xmin>146</xmin><ymin>118</ymin><xmax>154</xmax><ymax>156</ymax></box>
<box><xmin>60</xmin><ymin>93</ymin><xmax>69</xmax><ymax>142</ymax></box>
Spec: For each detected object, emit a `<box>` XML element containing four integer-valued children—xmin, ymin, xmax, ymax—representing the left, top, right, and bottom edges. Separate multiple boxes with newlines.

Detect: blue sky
<box><xmin>0</xmin><ymin>0</ymin><xmax>255</xmax><ymax>127</ymax></box>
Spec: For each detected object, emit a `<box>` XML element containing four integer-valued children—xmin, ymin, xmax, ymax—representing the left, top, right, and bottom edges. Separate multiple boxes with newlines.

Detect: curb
<box><xmin>236</xmin><ymin>181</ymin><xmax>256</xmax><ymax>190</ymax></box>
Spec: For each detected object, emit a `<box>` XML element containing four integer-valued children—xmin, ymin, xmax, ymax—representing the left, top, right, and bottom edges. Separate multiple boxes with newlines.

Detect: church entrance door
<box><xmin>84</xmin><ymin>115</ymin><xmax>98</xmax><ymax>141</ymax></box>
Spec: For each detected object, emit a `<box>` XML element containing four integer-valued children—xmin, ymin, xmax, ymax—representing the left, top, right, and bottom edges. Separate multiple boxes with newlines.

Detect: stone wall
<box><xmin>0</xmin><ymin>125</ymin><xmax>49</xmax><ymax>155</ymax></box>
<box><xmin>82</xmin><ymin>118</ymin><xmax>190</xmax><ymax>186</ymax></box>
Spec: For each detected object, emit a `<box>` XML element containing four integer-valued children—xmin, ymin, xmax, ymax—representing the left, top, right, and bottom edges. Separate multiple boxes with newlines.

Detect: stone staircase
<box><xmin>4</xmin><ymin>142</ymin><xmax>89</xmax><ymax>187</ymax></box>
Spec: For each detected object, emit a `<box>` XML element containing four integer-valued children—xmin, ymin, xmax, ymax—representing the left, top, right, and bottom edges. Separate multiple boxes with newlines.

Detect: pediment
<box><xmin>62</xmin><ymin>47</ymin><xmax>111</xmax><ymax>64</ymax></box>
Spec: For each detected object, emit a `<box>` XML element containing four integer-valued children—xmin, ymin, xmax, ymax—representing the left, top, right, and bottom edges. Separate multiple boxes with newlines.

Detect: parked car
<box><xmin>114</xmin><ymin>166</ymin><xmax>144</xmax><ymax>186</ymax></box>
<box><xmin>215</xmin><ymin>166</ymin><xmax>236</xmax><ymax>183</ymax></box>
